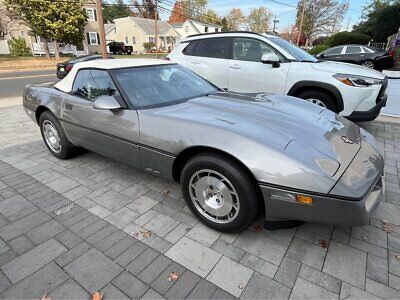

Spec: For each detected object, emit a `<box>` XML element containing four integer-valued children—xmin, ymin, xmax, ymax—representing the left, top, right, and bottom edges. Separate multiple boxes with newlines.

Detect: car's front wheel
<box><xmin>39</xmin><ymin>111</ymin><xmax>75</xmax><ymax>159</ymax></box>
<box><xmin>180</xmin><ymin>153</ymin><xmax>259</xmax><ymax>233</ymax></box>
<box><xmin>296</xmin><ymin>90</ymin><xmax>338</xmax><ymax>113</ymax></box>
<box><xmin>361</xmin><ymin>60</ymin><xmax>375</xmax><ymax>69</ymax></box>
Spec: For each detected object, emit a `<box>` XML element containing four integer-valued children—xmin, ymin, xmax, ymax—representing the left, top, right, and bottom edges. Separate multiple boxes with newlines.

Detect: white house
<box><xmin>171</xmin><ymin>19</ymin><xmax>223</xmax><ymax>41</ymax></box>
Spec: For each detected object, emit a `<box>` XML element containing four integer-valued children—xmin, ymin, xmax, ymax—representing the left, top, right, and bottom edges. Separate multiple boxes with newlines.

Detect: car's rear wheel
<box><xmin>180</xmin><ymin>153</ymin><xmax>258</xmax><ymax>232</ymax></box>
<box><xmin>296</xmin><ymin>90</ymin><xmax>338</xmax><ymax>113</ymax></box>
<box><xmin>39</xmin><ymin>111</ymin><xmax>75</xmax><ymax>159</ymax></box>
<box><xmin>361</xmin><ymin>60</ymin><xmax>375</xmax><ymax>69</ymax></box>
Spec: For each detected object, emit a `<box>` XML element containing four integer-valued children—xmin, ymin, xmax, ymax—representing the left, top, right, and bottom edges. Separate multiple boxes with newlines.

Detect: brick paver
<box><xmin>0</xmin><ymin>105</ymin><xmax>400</xmax><ymax>298</ymax></box>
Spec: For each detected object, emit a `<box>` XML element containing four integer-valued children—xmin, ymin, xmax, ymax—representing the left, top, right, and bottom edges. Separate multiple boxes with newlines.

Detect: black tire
<box><xmin>361</xmin><ymin>60</ymin><xmax>375</xmax><ymax>69</ymax></box>
<box><xmin>39</xmin><ymin>111</ymin><xmax>75</xmax><ymax>159</ymax></box>
<box><xmin>296</xmin><ymin>90</ymin><xmax>338</xmax><ymax>113</ymax></box>
<box><xmin>180</xmin><ymin>153</ymin><xmax>259</xmax><ymax>233</ymax></box>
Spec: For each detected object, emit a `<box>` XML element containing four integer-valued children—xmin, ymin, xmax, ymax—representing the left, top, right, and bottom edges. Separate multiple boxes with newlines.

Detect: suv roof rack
<box><xmin>186</xmin><ymin>31</ymin><xmax>268</xmax><ymax>39</ymax></box>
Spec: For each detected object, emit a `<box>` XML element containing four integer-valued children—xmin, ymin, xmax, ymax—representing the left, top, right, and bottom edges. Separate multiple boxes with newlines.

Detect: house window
<box><xmin>204</xmin><ymin>26</ymin><xmax>208</xmax><ymax>33</ymax></box>
<box><xmin>20</xmin><ymin>31</ymin><xmax>25</xmax><ymax>37</ymax></box>
<box><xmin>185</xmin><ymin>26</ymin><xmax>189</xmax><ymax>33</ymax></box>
<box><xmin>125</xmin><ymin>37</ymin><xmax>129</xmax><ymax>44</ymax></box>
<box><xmin>88</xmin><ymin>32</ymin><xmax>99</xmax><ymax>45</ymax></box>
<box><xmin>132</xmin><ymin>37</ymin><xmax>136</xmax><ymax>44</ymax></box>
<box><xmin>215</xmin><ymin>28</ymin><xmax>219</xmax><ymax>32</ymax></box>
<box><xmin>149</xmin><ymin>37</ymin><xmax>155</xmax><ymax>43</ymax></box>
<box><xmin>86</xmin><ymin>8</ymin><xmax>96</xmax><ymax>21</ymax></box>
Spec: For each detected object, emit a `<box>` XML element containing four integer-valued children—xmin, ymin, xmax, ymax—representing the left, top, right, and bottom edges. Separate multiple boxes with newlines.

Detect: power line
<box><xmin>264</xmin><ymin>0</ymin><xmax>297</xmax><ymax>8</ymax></box>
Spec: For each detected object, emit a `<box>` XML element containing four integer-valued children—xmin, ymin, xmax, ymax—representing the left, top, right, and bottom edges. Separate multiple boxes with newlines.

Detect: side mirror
<box><xmin>318</xmin><ymin>53</ymin><xmax>325</xmax><ymax>58</ymax></box>
<box><xmin>93</xmin><ymin>95</ymin><xmax>121</xmax><ymax>110</ymax></box>
<box><xmin>261</xmin><ymin>53</ymin><xmax>280</xmax><ymax>68</ymax></box>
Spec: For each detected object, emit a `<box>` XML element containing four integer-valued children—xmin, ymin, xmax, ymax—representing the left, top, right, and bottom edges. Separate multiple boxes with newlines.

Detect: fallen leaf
<box><xmin>396</xmin><ymin>255</ymin><xmax>400</xmax><ymax>260</ymax></box>
<box><xmin>382</xmin><ymin>220</ymin><xmax>389</xmax><ymax>224</ymax></box>
<box><xmin>141</xmin><ymin>230</ymin><xmax>152</xmax><ymax>238</ymax></box>
<box><xmin>319</xmin><ymin>239</ymin><xmax>328</xmax><ymax>249</ymax></box>
<box><xmin>382</xmin><ymin>221</ymin><xmax>393</xmax><ymax>233</ymax></box>
<box><xmin>168</xmin><ymin>272</ymin><xmax>179</xmax><ymax>282</ymax></box>
<box><xmin>92</xmin><ymin>291</ymin><xmax>103</xmax><ymax>300</ymax></box>
<box><xmin>251</xmin><ymin>224</ymin><xmax>263</xmax><ymax>233</ymax></box>
<box><xmin>40</xmin><ymin>294</ymin><xmax>51</xmax><ymax>300</ymax></box>
<box><xmin>131</xmin><ymin>232</ymin><xmax>139</xmax><ymax>237</ymax></box>
<box><xmin>161</xmin><ymin>190</ymin><xmax>170</xmax><ymax>198</ymax></box>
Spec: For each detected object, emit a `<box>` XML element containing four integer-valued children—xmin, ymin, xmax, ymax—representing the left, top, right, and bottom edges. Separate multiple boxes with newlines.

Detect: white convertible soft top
<box><xmin>54</xmin><ymin>58</ymin><xmax>173</xmax><ymax>93</ymax></box>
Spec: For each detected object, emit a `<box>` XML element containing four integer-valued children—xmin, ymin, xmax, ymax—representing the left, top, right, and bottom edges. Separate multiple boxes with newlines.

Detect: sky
<box><xmin>158</xmin><ymin>0</ymin><xmax>371</xmax><ymax>33</ymax></box>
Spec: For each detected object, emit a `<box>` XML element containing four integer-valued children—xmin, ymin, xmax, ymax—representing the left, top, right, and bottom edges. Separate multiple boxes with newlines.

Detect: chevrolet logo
<box><xmin>341</xmin><ymin>136</ymin><xmax>354</xmax><ymax>144</ymax></box>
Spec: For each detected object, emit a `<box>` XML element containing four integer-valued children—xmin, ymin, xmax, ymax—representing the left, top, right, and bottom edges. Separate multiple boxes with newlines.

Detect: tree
<box><xmin>169</xmin><ymin>1</ymin><xmax>187</xmax><ymax>24</ymax></box>
<box><xmin>295</xmin><ymin>0</ymin><xmax>348</xmax><ymax>39</ymax></box>
<box><xmin>201</xmin><ymin>9</ymin><xmax>222</xmax><ymax>25</ymax></box>
<box><xmin>225</xmin><ymin>8</ymin><xmax>245</xmax><ymax>30</ymax></box>
<box><xmin>183</xmin><ymin>0</ymin><xmax>208</xmax><ymax>20</ymax></box>
<box><xmin>374</xmin><ymin>2</ymin><xmax>400</xmax><ymax>42</ymax></box>
<box><xmin>4</xmin><ymin>0</ymin><xmax>87</xmax><ymax>59</ymax></box>
<box><xmin>103</xmin><ymin>0</ymin><xmax>133</xmax><ymax>23</ymax></box>
<box><xmin>247</xmin><ymin>7</ymin><xmax>272</xmax><ymax>33</ymax></box>
<box><xmin>134</xmin><ymin>0</ymin><xmax>158</xmax><ymax>19</ymax></box>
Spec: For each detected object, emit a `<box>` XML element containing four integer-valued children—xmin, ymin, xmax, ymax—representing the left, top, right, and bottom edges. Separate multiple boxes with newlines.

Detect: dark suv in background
<box><xmin>316</xmin><ymin>44</ymin><xmax>394</xmax><ymax>70</ymax></box>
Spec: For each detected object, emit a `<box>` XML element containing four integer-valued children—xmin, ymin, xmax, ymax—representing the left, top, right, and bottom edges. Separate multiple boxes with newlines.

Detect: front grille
<box><xmin>376</xmin><ymin>77</ymin><xmax>388</xmax><ymax>104</ymax></box>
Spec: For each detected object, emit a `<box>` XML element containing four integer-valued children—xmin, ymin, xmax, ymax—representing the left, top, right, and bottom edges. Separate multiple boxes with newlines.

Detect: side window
<box><xmin>195</xmin><ymin>38</ymin><xmax>229</xmax><ymax>59</ymax></box>
<box><xmin>72</xmin><ymin>69</ymin><xmax>120</xmax><ymax>101</ymax></box>
<box><xmin>324</xmin><ymin>47</ymin><xmax>343</xmax><ymax>56</ymax></box>
<box><xmin>182</xmin><ymin>41</ymin><xmax>199</xmax><ymax>56</ymax></box>
<box><xmin>233</xmin><ymin>38</ymin><xmax>282</xmax><ymax>62</ymax></box>
<box><xmin>363</xmin><ymin>47</ymin><xmax>374</xmax><ymax>53</ymax></box>
<box><xmin>345</xmin><ymin>46</ymin><xmax>362</xmax><ymax>54</ymax></box>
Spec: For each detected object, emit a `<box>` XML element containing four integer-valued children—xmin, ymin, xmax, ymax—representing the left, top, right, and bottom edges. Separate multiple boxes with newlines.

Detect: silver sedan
<box><xmin>23</xmin><ymin>59</ymin><xmax>384</xmax><ymax>232</ymax></box>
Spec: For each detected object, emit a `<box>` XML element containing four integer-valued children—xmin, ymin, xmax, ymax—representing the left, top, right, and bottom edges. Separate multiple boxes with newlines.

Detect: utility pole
<box><xmin>297</xmin><ymin>0</ymin><xmax>305</xmax><ymax>45</ymax></box>
<box><xmin>96</xmin><ymin>0</ymin><xmax>108</xmax><ymax>59</ymax></box>
<box><xmin>272</xmin><ymin>16</ymin><xmax>279</xmax><ymax>35</ymax></box>
<box><xmin>155</xmin><ymin>0</ymin><xmax>159</xmax><ymax>59</ymax></box>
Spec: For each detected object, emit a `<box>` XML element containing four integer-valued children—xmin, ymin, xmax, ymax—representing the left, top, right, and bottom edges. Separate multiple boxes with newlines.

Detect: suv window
<box><xmin>233</xmin><ymin>38</ymin><xmax>282</xmax><ymax>62</ymax></box>
<box><xmin>182</xmin><ymin>41</ymin><xmax>199</xmax><ymax>56</ymax></box>
<box><xmin>72</xmin><ymin>69</ymin><xmax>120</xmax><ymax>101</ymax></box>
<box><xmin>345</xmin><ymin>46</ymin><xmax>362</xmax><ymax>54</ymax></box>
<box><xmin>194</xmin><ymin>38</ymin><xmax>230</xmax><ymax>59</ymax></box>
<box><xmin>323</xmin><ymin>47</ymin><xmax>343</xmax><ymax>56</ymax></box>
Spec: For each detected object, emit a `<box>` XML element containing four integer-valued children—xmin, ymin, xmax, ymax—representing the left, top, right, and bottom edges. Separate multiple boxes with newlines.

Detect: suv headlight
<box><xmin>333</xmin><ymin>73</ymin><xmax>383</xmax><ymax>87</ymax></box>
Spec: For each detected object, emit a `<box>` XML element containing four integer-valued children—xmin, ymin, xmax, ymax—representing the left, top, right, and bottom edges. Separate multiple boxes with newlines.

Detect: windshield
<box><xmin>112</xmin><ymin>64</ymin><xmax>218</xmax><ymax>108</ymax></box>
<box><xmin>268</xmin><ymin>37</ymin><xmax>318</xmax><ymax>62</ymax></box>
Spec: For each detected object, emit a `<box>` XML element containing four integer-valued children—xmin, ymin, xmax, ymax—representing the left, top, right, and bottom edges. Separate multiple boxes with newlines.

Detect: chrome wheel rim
<box><xmin>42</xmin><ymin>120</ymin><xmax>61</xmax><ymax>153</ymax></box>
<box><xmin>189</xmin><ymin>169</ymin><xmax>240</xmax><ymax>224</ymax></box>
<box><xmin>306</xmin><ymin>98</ymin><xmax>326</xmax><ymax>108</ymax></box>
<box><xmin>362</xmin><ymin>61</ymin><xmax>374</xmax><ymax>69</ymax></box>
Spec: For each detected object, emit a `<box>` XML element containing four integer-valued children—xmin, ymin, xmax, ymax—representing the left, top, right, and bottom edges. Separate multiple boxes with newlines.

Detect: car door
<box><xmin>319</xmin><ymin>46</ymin><xmax>344</xmax><ymax>62</ymax></box>
<box><xmin>183</xmin><ymin>37</ymin><xmax>229</xmax><ymax>89</ymax></box>
<box><xmin>227</xmin><ymin>37</ymin><xmax>289</xmax><ymax>94</ymax></box>
<box><xmin>61</xmin><ymin>69</ymin><xmax>141</xmax><ymax>168</ymax></box>
<box><xmin>341</xmin><ymin>46</ymin><xmax>364</xmax><ymax>64</ymax></box>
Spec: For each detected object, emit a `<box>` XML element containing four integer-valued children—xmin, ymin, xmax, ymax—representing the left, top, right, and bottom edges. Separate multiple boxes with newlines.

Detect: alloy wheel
<box><xmin>42</xmin><ymin>120</ymin><xmax>62</xmax><ymax>153</ymax></box>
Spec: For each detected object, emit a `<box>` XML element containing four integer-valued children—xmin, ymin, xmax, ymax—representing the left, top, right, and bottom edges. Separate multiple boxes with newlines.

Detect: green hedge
<box><xmin>9</xmin><ymin>37</ymin><xmax>31</xmax><ymax>56</ymax></box>
<box><xmin>308</xmin><ymin>44</ymin><xmax>330</xmax><ymax>55</ymax></box>
<box><xmin>325</xmin><ymin>31</ymin><xmax>371</xmax><ymax>47</ymax></box>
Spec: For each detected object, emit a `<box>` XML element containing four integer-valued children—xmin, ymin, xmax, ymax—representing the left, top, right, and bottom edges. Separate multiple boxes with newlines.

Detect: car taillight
<box><xmin>162</xmin><ymin>57</ymin><xmax>170</xmax><ymax>61</ymax></box>
<box><xmin>389</xmin><ymin>50</ymin><xmax>395</xmax><ymax>57</ymax></box>
<box><xmin>66</xmin><ymin>65</ymin><xmax>73</xmax><ymax>72</ymax></box>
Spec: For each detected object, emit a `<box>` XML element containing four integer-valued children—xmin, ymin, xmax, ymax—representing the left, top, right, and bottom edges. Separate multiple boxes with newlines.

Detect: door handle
<box><xmin>191</xmin><ymin>60</ymin><xmax>200</xmax><ymax>65</ymax></box>
<box><xmin>64</xmin><ymin>103</ymin><xmax>73</xmax><ymax>110</ymax></box>
<box><xmin>229</xmin><ymin>64</ymin><xmax>241</xmax><ymax>69</ymax></box>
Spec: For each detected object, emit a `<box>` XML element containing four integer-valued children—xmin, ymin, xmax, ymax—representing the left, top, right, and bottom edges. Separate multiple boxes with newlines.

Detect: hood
<box><xmin>311</xmin><ymin>61</ymin><xmax>385</xmax><ymax>79</ymax></box>
<box><xmin>179</xmin><ymin>92</ymin><xmax>360</xmax><ymax>176</ymax></box>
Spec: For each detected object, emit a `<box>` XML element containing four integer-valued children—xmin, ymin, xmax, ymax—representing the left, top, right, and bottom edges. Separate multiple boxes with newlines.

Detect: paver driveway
<box><xmin>0</xmin><ymin>105</ymin><xmax>399</xmax><ymax>299</ymax></box>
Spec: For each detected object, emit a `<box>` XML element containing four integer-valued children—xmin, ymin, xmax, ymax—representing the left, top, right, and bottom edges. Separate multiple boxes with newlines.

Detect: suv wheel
<box><xmin>296</xmin><ymin>90</ymin><xmax>338</xmax><ymax>113</ymax></box>
<box><xmin>180</xmin><ymin>153</ymin><xmax>258</xmax><ymax>233</ymax></box>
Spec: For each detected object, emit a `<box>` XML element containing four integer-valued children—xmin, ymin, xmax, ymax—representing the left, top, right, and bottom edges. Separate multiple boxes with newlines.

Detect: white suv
<box><xmin>168</xmin><ymin>31</ymin><xmax>388</xmax><ymax>121</ymax></box>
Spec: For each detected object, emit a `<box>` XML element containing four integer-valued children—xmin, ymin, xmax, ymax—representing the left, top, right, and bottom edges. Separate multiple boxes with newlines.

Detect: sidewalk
<box><xmin>0</xmin><ymin>105</ymin><xmax>399</xmax><ymax>299</ymax></box>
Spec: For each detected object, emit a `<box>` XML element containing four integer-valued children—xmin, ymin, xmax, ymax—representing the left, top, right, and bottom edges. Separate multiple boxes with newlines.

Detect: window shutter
<box><xmin>94</xmin><ymin>9</ymin><xmax>97</xmax><ymax>21</ymax></box>
<box><xmin>87</xmin><ymin>32</ymin><xmax>91</xmax><ymax>45</ymax></box>
<box><xmin>96</xmin><ymin>33</ymin><xmax>100</xmax><ymax>45</ymax></box>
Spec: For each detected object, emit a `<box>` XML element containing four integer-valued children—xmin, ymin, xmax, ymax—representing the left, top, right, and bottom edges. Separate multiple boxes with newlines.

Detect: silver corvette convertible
<box><xmin>23</xmin><ymin>59</ymin><xmax>384</xmax><ymax>232</ymax></box>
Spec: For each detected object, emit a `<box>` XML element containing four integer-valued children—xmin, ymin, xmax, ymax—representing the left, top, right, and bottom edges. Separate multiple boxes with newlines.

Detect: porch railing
<box><xmin>32</xmin><ymin>42</ymin><xmax>89</xmax><ymax>56</ymax></box>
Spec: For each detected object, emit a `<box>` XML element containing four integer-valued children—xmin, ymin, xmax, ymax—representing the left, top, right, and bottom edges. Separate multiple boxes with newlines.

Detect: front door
<box><xmin>61</xmin><ymin>69</ymin><xmax>141</xmax><ymax>168</ymax></box>
<box><xmin>227</xmin><ymin>37</ymin><xmax>289</xmax><ymax>94</ymax></box>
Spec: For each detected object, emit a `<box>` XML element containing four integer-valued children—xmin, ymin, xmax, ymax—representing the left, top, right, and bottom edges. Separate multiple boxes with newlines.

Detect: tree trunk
<box><xmin>54</xmin><ymin>40</ymin><xmax>60</xmax><ymax>62</ymax></box>
<box><xmin>42</xmin><ymin>37</ymin><xmax>50</xmax><ymax>59</ymax></box>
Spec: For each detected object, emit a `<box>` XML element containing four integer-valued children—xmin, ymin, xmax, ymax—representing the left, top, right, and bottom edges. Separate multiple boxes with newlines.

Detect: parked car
<box><xmin>315</xmin><ymin>44</ymin><xmax>394</xmax><ymax>70</ymax></box>
<box><xmin>56</xmin><ymin>55</ymin><xmax>113</xmax><ymax>79</ymax></box>
<box><xmin>107</xmin><ymin>42</ymin><xmax>133</xmax><ymax>55</ymax></box>
<box><xmin>23</xmin><ymin>59</ymin><xmax>384</xmax><ymax>232</ymax></box>
<box><xmin>168</xmin><ymin>31</ymin><xmax>388</xmax><ymax>121</ymax></box>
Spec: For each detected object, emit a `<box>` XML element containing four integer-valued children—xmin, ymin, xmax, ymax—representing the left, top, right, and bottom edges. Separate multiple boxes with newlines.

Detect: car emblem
<box><xmin>341</xmin><ymin>136</ymin><xmax>354</xmax><ymax>144</ymax></box>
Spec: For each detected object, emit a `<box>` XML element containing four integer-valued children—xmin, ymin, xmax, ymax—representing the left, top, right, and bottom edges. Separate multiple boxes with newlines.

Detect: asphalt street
<box><xmin>0</xmin><ymin>69</ymin><xmax>57</xmax><ymax>98</ymax></box>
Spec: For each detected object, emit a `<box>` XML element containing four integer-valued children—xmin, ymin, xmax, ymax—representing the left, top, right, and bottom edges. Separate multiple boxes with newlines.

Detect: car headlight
<box><xmin>333</xmin><ymin>73</ymin><xmax>383</xmax><ymax>87</ymax></box>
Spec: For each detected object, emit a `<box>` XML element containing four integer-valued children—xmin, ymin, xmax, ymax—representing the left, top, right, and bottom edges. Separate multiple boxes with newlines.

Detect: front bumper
<box><xmin>261</xmin><ymin>173</ymin><xmax>384</xmax><ymax>226</ymax></box>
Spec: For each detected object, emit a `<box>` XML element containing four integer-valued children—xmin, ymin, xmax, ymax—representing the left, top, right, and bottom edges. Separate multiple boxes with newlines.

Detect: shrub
<box><xmin>143</xmin><ymin>42</ymin><xmax>155</xmax><ymax>50</ymax></box>
<box><xmin>325</xmin><ymin>31</ymin><xmax>371</xmax><ymax>47</ymax></box>
<box><xmin>313</xmin><ymin>36</ymin><xmax>327</xmax><ymax>46</ymax></box>
<box><xmin>8</xmin><ymin>37</ymin><xmax>31</xmax><ymax>56</ymax></box>
<box><xmin>308</xmin><ymin>44</ymin><xmax>330</xmax><ymax>55</ymax></box>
